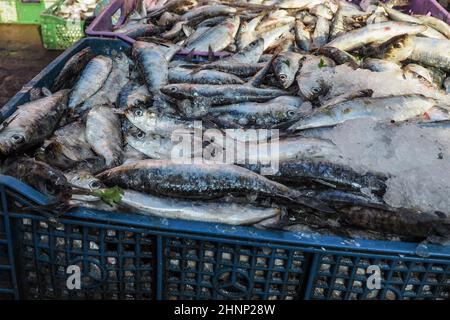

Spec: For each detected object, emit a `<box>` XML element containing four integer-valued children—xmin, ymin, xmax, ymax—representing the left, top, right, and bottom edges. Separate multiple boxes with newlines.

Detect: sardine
<box><xmin>80</xmin><ymin>53</ymin><xmax>130</xmax><ymax>114</ymax></box>
<box><xmin>169</xmin><ymin>67</ymin><xmax>244</xmax><ymax>84</ymax></box>
<box><xmin>272</xmin><ymin>52</ymin><xmax>303</xmax><ymax>88</ymax></box>
<box><xmin>185</xmin><ymin>16</ymin><xmax>240</xmax><ymax>52</ymax></box>
<box><xmin>311</xmin><ymin>16</ymin><xmax>331</xmax><ymax>48</ymax></box>
<box><xmin>362</xmin><ymin>58</ymin><xmax>401</xmax><ymax>72</ymax></box>
<box><xmin>0</xmin><ymin>90</ymin><xmax>68</xmax><ymax>156</ymax></box>
<box><xmin>294</xmin><ymin>20</ymin><xmax>312</xmax><ymax>51</ymax></box>
<box><xmin>68</xmin><ymin>56</ymin><xmax>112</xmax><ymax>109</ymax></box>
<box><xmin>65</xmin><ymin>170</ymin><xmax>104</xmax><ymax>202</ymax></box>
<box><xmin>289</xmin><ymin>95</ymin><xmax>438</xmax><ymax>131</ymax></box>
<box><xmin>209</xmin><ymin>96</ymin><xmax>304</xmax><ymax>128</ymax></box>
<box><xmin>409</xmin><ymin>37</ymin><xmax>450</xmax><ymax>72</ymax></box>
<box><xmin>415</xmin><ymin>14</ymin><xmax>450</xmax><ymax>39</ymax></box>
<box><xmin>125</xmin><ymin>106</ymin><xmax>195</xmax><ymax>136</ymax></box>
<box><xmin>3</xmin><ymin>158</ymin><xmax>72</xmax><ymax>202</ymax></box>
<box><xmin>246</xmin><ymin>159</ymin><xmax>387</xmax><ymax>195</ymax></box>
<box><xmin>52</xmin><ymin>47</ymin><xmax>94</xmax><ymax>91</ymax></box>
<box><xmin>119</xmin><ymin>189</ymin><xmax>280</xmax><ymax>225</ymax></box>
<box><xmin>86</xmin><ymin>106</ymin><xmax>123</xmax><ymax>168</ymax></box>
<box><xmin>161</xmin><ymin>83</ymin><xmax>286</xmax><ymax>106</ymax></box>
<box><xmin>97</xmin><ymin>159</ymin><xmax>334</xmax><ymax>212</ymax></box>
<box><xmin>326</xmin><ymin>22</ymin><xmax>426</xmax><ymax>51</ymax></box>
<box><xmin>132</xmin><ymin>41</ymin><xmax>169</xmax><ymax>93</ymax></box>
<box><xmin>36</xmin><ymin>121</ymin><xmax>97</xmax><ymax>170</ymax></box>
<box><xmin>381</xmin><ymin>4</ymin><xmax>446</xmax><ymax>39</ymax></box>
<box><xmin>237</xmin><ymin>15</ymin><xmax>265</xmax><ymax>50</ymax></box>
<box><xmin>180</xmin><ymin>4</ymin><xmax>236</xmax><ymax>21</ymax></box>
<box><xmin>117</xmin><ymin>82</ymin><xmax>152</xmax><ymax>110</ymax></box>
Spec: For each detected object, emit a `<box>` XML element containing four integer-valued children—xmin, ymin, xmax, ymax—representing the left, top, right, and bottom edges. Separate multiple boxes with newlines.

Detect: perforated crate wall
<box><xmin>0</xmin><ymin>176</ymin><xmax>449</xmax><ymax>300</ymax></box>
<box><xmin>40</xmin><ymin>1</ymin><xmax>85</xmax><ymax>50</ymax></box>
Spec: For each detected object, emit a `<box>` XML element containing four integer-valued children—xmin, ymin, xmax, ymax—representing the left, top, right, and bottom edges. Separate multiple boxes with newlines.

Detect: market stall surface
<box><xmin>0</xmin><ymin>24</ymin><xmax>62</xmax><ymax>107</ymax></box>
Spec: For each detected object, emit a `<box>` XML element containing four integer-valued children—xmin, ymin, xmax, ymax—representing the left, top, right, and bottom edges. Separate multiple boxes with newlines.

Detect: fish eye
<box><xmin>134</xmin><ymin>108</ymin><xmax>144</xmax><ymax>117</ymax></box>
<box><xmin>170</xmin><ymin>86</ymin><xmax>178</xmax><ymax>92</ymax></box>
<box><xmin>312</xmin><ymin>87</ymin><xmax>321</xmax><ymax>94</ymax></box>
<box><xmin>134</xmin><ymin>131</ymin><xmax>146</xmax><ymax>139</ymax></box>
<box><xmin>279</xmin><ymin>74</ymin><xmax>287</xmax><ymax>81</ymax></box>
<box><xmin>287</xmin><ymin>110</ymin><xmax>296</xmax><ymax>117</ymax></box>
<box><xmin>10</xmin><ymin>134</ymin><xmax>25</xmax><ymax>144</ymax></box>
<box><xmin>89</xmin><ymin>180</ymin><xmax>101</xmax><ymax>189</ymax></box>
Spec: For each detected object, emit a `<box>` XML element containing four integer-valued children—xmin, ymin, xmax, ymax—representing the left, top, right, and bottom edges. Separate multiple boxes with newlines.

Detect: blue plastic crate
<box><xmin>0</xmin><ymin>38</ymin><xmax>449</xmax><ymax>300</ymax></box>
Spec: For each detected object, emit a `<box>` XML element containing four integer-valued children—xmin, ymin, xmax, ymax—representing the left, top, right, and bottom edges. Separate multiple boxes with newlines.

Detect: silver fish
<box><xmin>161</xmin><ymin>83</ymin><xmax>286</xmax><ymax>106</ymax></box>
<box><xmin>0</xmin><ymin>90</ymin><xmax>68</xmax><ymax>156</ymax></box>
<box><xmin>125</xmin><ymin>106</ymin><xmax>195</xmax><ymax>136</ymax></box>
<box><xmin>132</xmin><ymin>41</ymin><xmax>169</xmax><ymax>93</ymax></box>
<box><xmin>180</xmin><ymin>4</ymin><xmax>236</xmax><ymax>21</ymax></box>
<box><xmin>80</xmin><ymin>53</ymin><xmax>130</xmax><ymax>113</ymax></box>
<box><xmin>65</xmin><ymin>170</ymin><xmax>104</xmax><ymax>202</ymax></box>
<box><xmin>36</xmin><ymin>121</ymin><xmax>97</xmax><ymax>170</ymax></box>
<box><xmin>363</xmin><ymin>58</ymin><xmax>401</xmax><ymax>72</ymax></box>
<box><xmin>68</xmin><ymin>56</ymin><xmax>112</xmax><ymax>109</ymax></box>
<box><xmin>409</xmin><ymin>36</ymin><xmax>450</xmax><ymax>72</ymax></box>
<box><xmin>169</xmin><ymin>67</ymin><xmax>244</xmax><ymax>84</ymax></box>
<box><xmin>309</xmin><ymin>30</ymin><xmax>331</xmax><ymax>58</ymax></box>
<box><xmin>294</xmin><ymin>20</ymin><xmax>312</xmax><ymax>51</ymax></box>
<box><xmin>97</xmin><ymin>159</ymin><xmax>334</xmax><ymax>213</ymax></box>
<box><xmin>326</xmin><ymin>22</ymin><xmax>426</xmax><ymax>51</ymax></box>
<box><xmin>236</xmin><ymin>15</ymin><xmax>265</xmax><ymax>50</ymax></box>
<box><xmin>185</xmin><ymin>16</ymin><xmax>240</xmax><ymax>52</ymax></box>
<box><xmin>209</xmin><ymin>96</ymin><xmax>305</xmax><ymax>128</ymax></box>
<box><xmin>86</xmin><ymin>106</ymin><xmax>123</xmax><ymax>167</ymax></box>
<box><xmin>119</xmin><ymin>189</ymin><xmax>280</xmax><ymax>225</ymax></box>
<box><xmin>415</xmin><ymin>14</ymin><xmax>450</xmax><ymax>39</ymax></box>
<box><xmin>288</xmin><ymin>95</ymin><xmax>438</xmax><ymax>131</ymax></box>
<box><xmin>272</xmin><ymin>52</ymin><xmax>303</xmax><ymax>88</ymax></box>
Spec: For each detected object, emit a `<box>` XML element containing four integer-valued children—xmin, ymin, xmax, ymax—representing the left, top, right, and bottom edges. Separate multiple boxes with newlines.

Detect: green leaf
<box><xmin>318</xmin><ymin>58</ymin><xmax>328</xmax><ymax>68</ymax></box>
<box><xmin>91</xmin><ymin>186</ymin><xmax>124</xmax><ymax>206</ymax></box>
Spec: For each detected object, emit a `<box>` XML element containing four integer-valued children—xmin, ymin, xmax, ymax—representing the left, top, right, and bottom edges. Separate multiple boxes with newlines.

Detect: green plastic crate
<box><xmin>40</xmin><ymin>0</ymin><xmax>85</xmax><ymax>50</ymax></box>
<box><xmin>16</xmin><ymin>0</ymin><xmax>55</xmax><ymax>24</ymax></box>
<box><xmin>0</xmin><ymin>0</ymin><xmax>18</xmax><ymax>23</ymax></box>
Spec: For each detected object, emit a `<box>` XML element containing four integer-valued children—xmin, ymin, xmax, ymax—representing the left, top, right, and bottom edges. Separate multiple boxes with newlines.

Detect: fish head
<box><xmin>36</xmin><ymin>140</ymin><xmax>86</xmax><ymax>169</ymax></box>
<box><xmin>242</xmin><ymin>37</ymin><xmax>265</xmax><ymax>55</ymax></box>
<box><xmin>160</xmin><ymin>84</ymin><xmax>188</xmax><ymax>99</ymax></box>
<box><xmin>0</xmin><ymin>128</ymin><xmax>28</xmax><ymax>156</ymax></box>
<box><xmin>275</xmin><ymin>59</ymin><xmax>297</xmax><ymax>89</ymax></box>
<box><xmin>298</xmin><ymin>74</ymin><xmax>329</xmax><ymax>100</ymax></box>
<box><xmin>125</xmin><ymin>105</ymin><xmax>156</xmax><ymax>130</ymax></box>
<box><xmin>65</xmin><ymin>170</ymin><xmax>104</xmax><ymax>202</ymax></box>
<box><xmin>125</xmin><ymin>126</ymin><xmax>148</xmax><ymax>146</ymax></box>
<box><xmin>66</xmin><ymin>170</ymin><xmax>104</xmax><ymax>191</ymax></box>
<box><xmin>5</xmin><ymin>158</ymin><xmax>72</xmax><ymax>201</ymax></box>
<box><xmin>381</xmin><ymin>35</ymin><xmax>414</xmax><ymax>62</ymax></box>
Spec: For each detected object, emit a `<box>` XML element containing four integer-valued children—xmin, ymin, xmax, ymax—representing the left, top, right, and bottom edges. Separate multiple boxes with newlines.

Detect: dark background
<box><xmin>0</xmin><ymin>24</ymin><xmax>61</xmax><ymax>107</ymax></box>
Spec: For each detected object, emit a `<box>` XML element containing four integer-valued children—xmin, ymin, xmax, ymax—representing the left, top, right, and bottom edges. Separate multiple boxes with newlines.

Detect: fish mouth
<box><xmin>0</xmin><ymin>144</ymin><xmax>9</xmax><ymax>157</ymax></box>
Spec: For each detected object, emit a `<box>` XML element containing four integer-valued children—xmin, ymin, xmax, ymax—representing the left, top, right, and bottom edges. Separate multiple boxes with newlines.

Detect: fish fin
<box><xmin>188</xmin><ymin>66</ymin><xmax>204</xmax><ymax>75</ymax></box>
<box><xmin>208</xmin><ymin>46</ymin><xmax>215</xmax><ymax>61</ymax></box>
<box><xmin>186</xmin><ymin>48</ymin><xmax>196</xmax><ymax>62</ymax></box>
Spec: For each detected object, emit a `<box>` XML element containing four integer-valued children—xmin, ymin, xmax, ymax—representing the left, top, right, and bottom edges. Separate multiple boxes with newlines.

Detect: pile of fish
<box><xmin>53</xmin><ymin>0</ymin><xmax>101</xmax><ymax>20</ymax></box>
<box><xmin>1</xmin><ymin>0</ymin><xmax>450</xmax><ymax>244</ymax></box>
